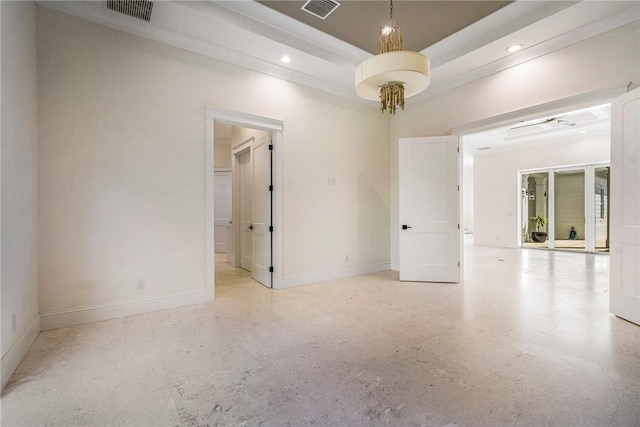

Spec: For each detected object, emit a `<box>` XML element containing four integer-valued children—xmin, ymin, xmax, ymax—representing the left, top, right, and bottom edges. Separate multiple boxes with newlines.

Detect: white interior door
<box><xmin>213</xmin><ymin>170</ymin><xmax>232</xmax><ymax>253</ymax></box>
<box><xmin>251</xmin><ymin>136</ymin><xmax>272</xmax><ymax>287</ymax></box>
<box><xmin>239</xmin><ymin>150</ymin><xmax>253</xmax><ymax>271</ymax></box>
<box><xmin>399</xmin><ymin>136</ymin><xmax>461</xmax><ymax>282</ymax></box>
<box><xmin>610</xmin><ymin>88</ymin><xmax>640</xmax><ymax>325</ymax></box>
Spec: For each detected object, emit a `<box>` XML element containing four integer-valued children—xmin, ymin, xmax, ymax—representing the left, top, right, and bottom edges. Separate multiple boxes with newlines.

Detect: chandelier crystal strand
<box><xmin>379</xmin><ymin>0</ymin><xmax>402</xmax><ymax>54</ymax></box>
<box><xmin>380</xmin><ymin>82</ymin><xmax>404</xmax><ymax>115</ymax></box>
<box><xmin>378</xmin><ymin>0</ymin><xmax>405</xmax><ymax>115</ymax></box>
<box><xmin>378</xmin><ymin>24</ymin><xmax>403</xmax><ymax>54</ymax></box>
<box><xmin>354</xmin><ymin>0</ymin><xmax>430</xmax><ymax>116</ymax></box>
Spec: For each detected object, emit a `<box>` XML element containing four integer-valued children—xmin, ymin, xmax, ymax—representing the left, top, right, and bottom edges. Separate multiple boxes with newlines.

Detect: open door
<box><xmin>239</xmin><ymin>149</ymin><xmax>253</xmax><ymax>271</ymax></box>
<box><xmin>251</xmin><ymin>135</ymin><xmax>273</xmax><ymax>287</ymax></box>
<box><xmin>399</xmin><ymin>136</ymin><xmax>461</xmax><ymax>282</ymax></box>
<box><xmin>610</xmin><ymin>88</ymin><xmax>640</xmax><ymax>325</ymax></box>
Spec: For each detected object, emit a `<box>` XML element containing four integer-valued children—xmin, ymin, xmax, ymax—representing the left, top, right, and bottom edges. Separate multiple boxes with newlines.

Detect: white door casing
<box><xmin>239</xmin><ymin>149</ymin><xmax>253</xmax><ymax>271</ymax></box>
<box><xmin>251</xmin><ymin>136</ymin><xmax>272</xmax><ymax>287</ymax></box>
<box><xmin>399</xmin><ymin>136</ymin><xmax>461</xmax><ymax>283</ymax></box>
<box><xmin>610</xmin><ymin>88</ymin><xmax>640</xmax><ymax>325</ymax></box>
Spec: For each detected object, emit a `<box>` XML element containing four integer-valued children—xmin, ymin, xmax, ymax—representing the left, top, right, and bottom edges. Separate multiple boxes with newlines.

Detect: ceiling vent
<box><xmin>301</xmin><ymin>0</ymin><xmax>341</xmax><ymax>20</ymax></box>
<box><xmin>107</xmin><ymin>0</ymin><xmax>154</xmax><ymax>22</ymax></box>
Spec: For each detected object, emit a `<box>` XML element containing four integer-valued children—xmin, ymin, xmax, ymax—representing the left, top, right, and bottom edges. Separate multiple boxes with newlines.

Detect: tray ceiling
<box><xmin>259</xmin><ymin>1</ymin><xmax>511</xmax><ymax>54</ymax></box>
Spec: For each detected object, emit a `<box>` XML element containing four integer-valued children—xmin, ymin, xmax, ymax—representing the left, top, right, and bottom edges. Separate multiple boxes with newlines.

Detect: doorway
<box><xmin>457</xmin><ymin>99</ymin><xmax>614</xmax><ymax>251</ymax></box>
<box><xmin>231</xmin><ymin>133</ymin><xmax>273</xmax><ymax>287</ymax></box>
<box><xmin>206</xmin><ymin>107</ymin><xmax>283</xmax><ymax>297</ymax></box>
<box><xmin>519</xmin><ymin>163</ymin><xmax>610</xmax><ymax>253</ymax></box>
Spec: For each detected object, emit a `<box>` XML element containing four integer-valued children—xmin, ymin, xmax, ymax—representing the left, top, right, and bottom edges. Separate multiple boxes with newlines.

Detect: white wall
<box><xmin>389</xmin><ymin>22</ymin><xmax>640</xmax><ymax>268</ymax></box>
<box><xmin>473</xmin><ymin>131</ymin><xmax>610</xmax><ymax>248</ymax></box>
<box><xmin>1</xmin><ymin>1</ymin><xmax>40</xmax><ymax>390</ymax></box>
<box><xmin>37</xmin><ymin>7</ymin><xmax>390</xmax><ymax>324</ymax></box>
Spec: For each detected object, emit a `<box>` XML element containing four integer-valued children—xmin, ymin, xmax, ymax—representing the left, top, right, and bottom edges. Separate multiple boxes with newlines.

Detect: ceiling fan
<box><xmin>511</xmin><ymin>115</ymin><xmax>576</xmax><ymax>129</ymax></box>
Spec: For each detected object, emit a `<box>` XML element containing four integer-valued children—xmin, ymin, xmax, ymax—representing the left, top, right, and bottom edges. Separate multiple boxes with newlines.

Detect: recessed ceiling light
<box><xmin>506</xmin><ymin>44</ymin><xmax>523</xmax><ymax>53</ymax></box>
<box><xmin>280</xmin><ymin>55</ymin><xmax>291</xmax><ymax>64</ymax></box>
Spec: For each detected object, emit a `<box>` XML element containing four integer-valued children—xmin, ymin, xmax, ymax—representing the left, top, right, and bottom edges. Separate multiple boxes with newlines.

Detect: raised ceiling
<box><xmin>463</xmin><ymin>104</ymin><xmax>612</xmax><ymax>155</ymax></box>
<box><xmin>38</xmin><ymin>1</ymin><xmax>640</xmax><ymax>106</ymax></box>
<box><xmin>259</xmin><ymin>1</ymin><xmax>511</xmax><ymax>54</ymax></box>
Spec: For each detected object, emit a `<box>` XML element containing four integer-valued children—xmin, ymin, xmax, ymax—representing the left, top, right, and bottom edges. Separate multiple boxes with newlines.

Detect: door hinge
<box><xmin>457</xmin><ymin>185</ymin><xmax>460</xmax><ymax>191</ymax></box>
<box><xmin>458</xmin><ymin>261</ymin><xmax>460</xmax><ymax>267</ymax></box>
<box><xmin>269</xmin><ymin>144</ymin><xmax>273</xmax><ymax>151</ymax></box>
<box><xmin>269</xmin><ymin>266</ymin><xmax>274</xmax><ymax>273</ymax></box>
<box><xmin>269</xmin><ymin>184</ymin><xmax>273</xmax><ymax>191</ymax></box>
<box><xmin>457</xmin><ymin>146</ymin><xmax>459</xmax><ymax>153</ymax></box>
<box><xmin>457</xmin><ymin>223</ymin><xmax>460</xmax><ymax>230</ymax></box>
<box><xmin>269</xmin><ymin>225</ymin><xmax>274</xmax><ymax>232</ymax></box>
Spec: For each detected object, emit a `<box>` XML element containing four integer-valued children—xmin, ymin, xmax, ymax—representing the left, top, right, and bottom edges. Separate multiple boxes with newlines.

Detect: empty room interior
<box><xmin>1</xmin><ymin>1</ymin><xmax>639</xmax><ymax>426</ymax></box>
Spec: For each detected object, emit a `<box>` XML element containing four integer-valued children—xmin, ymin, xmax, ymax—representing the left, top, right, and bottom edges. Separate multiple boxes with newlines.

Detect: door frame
<box><xmin>232</xmin><ymin>140</ymin><xmax>254</xmax><ymax>271</ymax></box>
<box><xmin>447</xmin><ymin>85</ymin><xmax>627</xmax><ymax>282</ymax></box>
<box><xmin>205</xmin><ymin>106</ymin><xmax>284</xmax><ymax>296</ymax></box>
<box><xmin>517</xmin><ymin>162</ymin><xmax>610</xmax><ymax>253</ymax></box>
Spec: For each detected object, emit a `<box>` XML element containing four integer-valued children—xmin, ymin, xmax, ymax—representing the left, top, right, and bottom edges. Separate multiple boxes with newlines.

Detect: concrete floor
<box><xmin>2</xmin><ymin>241</ymin><xmax>638</xmax><ymax>426</ymax></box>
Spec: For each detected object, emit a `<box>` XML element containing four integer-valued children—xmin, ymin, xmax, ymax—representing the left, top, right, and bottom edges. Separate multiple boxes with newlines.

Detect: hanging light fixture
<box><xmin>355</xmin><ymin>0</ymin><xmax>430</xmax><ymax>115</ymax></box>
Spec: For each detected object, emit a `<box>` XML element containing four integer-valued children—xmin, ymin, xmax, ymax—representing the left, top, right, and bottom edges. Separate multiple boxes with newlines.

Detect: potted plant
<box><xmin>529</xmin><ymin>215</ymin><xmax>549</xmax><ymax>242</ymax></box>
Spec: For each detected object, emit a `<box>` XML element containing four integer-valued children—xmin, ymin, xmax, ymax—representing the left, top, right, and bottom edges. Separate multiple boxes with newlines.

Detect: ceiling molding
<box><xmin>452</xmin><ymin>84</ymin><xmax>627</xmax><ymax>137</ymax></box>
<box><xmin>37</xmin><ymin>1</ymin><xmax>640</xmax><ymax>109</ymax></box>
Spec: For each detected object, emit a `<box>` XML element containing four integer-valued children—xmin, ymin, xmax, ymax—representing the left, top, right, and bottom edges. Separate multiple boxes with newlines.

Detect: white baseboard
<box><xmin>1</xmin><ymin>314</ymin><xmax>40</xmax><ymax>391</ymax></box>
<box><xmin>280</xmin><ymin>262</ymin><xmax>391</xmax><ymax>289</ymax></box>
<box><xmin>39</xmin><ymin>289</ymin><xmax>213</xmax><ymax>331</ymax></box>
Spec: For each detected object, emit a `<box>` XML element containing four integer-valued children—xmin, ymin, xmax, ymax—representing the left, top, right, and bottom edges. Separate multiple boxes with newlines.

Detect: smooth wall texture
<box><xmin>1</xmin><ymin>1</ymin><xmax>40</xmax><ymax>388</ymax></box>
<box><xmin>37</xmin><ymin>7</ymin><xmax>390</xmax><ymax>314</ymax></box>
<box><xmin>390</xmin><ymin>22</ymin><xmax>640</xmax><ymax>267</ymax></box>
<box><xmin>473</xmin><ymin>131</ymin><xmax>610</xmax><ymax>248</ymax></box>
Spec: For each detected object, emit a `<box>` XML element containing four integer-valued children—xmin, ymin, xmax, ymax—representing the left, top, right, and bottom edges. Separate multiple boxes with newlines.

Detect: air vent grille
<box><xmin>301</xmin><ymin>0</ymin><xmax>340</xmax><ymax>20</ymax></box>
<box><xmin>107</xmin><ymin>0</ymin><xmax>154</xmax><ymax>22</ymax></box>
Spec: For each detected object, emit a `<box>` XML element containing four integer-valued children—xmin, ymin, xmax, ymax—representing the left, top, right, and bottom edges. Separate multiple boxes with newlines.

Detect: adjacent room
<box><xmin>1</xmin><ymin>1</ymin><xmax>639</xmax><ymax>426</ymax></box>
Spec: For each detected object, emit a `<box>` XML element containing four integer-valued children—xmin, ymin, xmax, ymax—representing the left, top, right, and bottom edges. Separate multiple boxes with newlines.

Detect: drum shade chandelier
<box><xmin>355</xmin><ymin>0</ymin><xmax>430</xmax><ymax>115</ymax></box>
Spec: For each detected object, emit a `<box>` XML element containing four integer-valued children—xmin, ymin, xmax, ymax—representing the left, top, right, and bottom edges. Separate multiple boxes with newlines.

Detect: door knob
<box><xmin>402</xmin><ymin>224</ymin><xmax>412</xmax><ymax>230</ymax></box>
<box><xmin>249</xmin><ymin>225</ymin><xmax>253</xmax><ymax>230</ymax></box>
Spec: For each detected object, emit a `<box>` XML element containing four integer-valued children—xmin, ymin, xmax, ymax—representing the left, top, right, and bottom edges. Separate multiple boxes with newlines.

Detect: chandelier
<box><xmin>355</xmin><ymin>0</ymin><xmax>430</xmax><ymax>115</ymax></box>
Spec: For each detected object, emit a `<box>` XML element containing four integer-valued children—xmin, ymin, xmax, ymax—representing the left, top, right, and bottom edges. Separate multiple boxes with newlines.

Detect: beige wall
<box><xmin>390</xmin><ymin>22</ymin><xmax>640</xmax><ymax>266</ymax></box>
<box><xmin>214</xmin><ymin>142</ymin><xmax>231</xmax><ymax>169</ymax></box>
<box><xmin>231</xmin><ymin>126</ymin><xmax>268</xmax><ymax>149</ymax></box>
<box><xmin>1</xmin><ymin>1</ymin><xmax>40</xmax><ymax>389</ymax></box>
<box><xmin>36</xmin><ymin>7</ymin><xmax>390</xmax><ymax>313</ymax></box>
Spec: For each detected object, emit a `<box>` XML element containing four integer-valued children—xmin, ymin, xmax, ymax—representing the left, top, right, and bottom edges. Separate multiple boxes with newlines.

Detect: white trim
<box><xmin>206</xmin><ymin>107</ymin><xmax>284</xmax><ymax>290</ymax></box>
<box><xmin>232</xmin><ymin>137</ymin><xmax>254</xmax><ymax>156</ymax></box>
<box><xmin>206</xmin><ymin>107</ymin><xmax>283</xmax><ymax>132</ymax></box>
<box><xmin>451</xmin><ymin>85</ymin><xmax>628</xmax><ymax>136</ymax></box>
<box><xmin>282</xmin><ymin>262</ymin><xmax>391</xmax><ymax>289</ymax></box>
<box><xmin>1</xmin><ymin>314</ymin><xmax>40</xmax><ymax>391</ymax></box>
<box><xmin>206</xmin><ymin>115</ymin><xmax>215</xmax><ymax>301</ymax></box>
<box><xmin>214</xmin><ymin>166</ymin><xmax>232</xmax><ymax>173</ymax></box>
<box><xmin>39</xmin><ymin>289</ymin><xmax>211</xmax><ymax>331</ymax></box>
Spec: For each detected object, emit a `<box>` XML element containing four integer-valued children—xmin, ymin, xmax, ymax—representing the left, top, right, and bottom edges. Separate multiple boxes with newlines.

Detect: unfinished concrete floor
<box><xmin>2</xmin><ymin>241</ymin><xmax>639</xmax><ymax>426</ymax></box>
